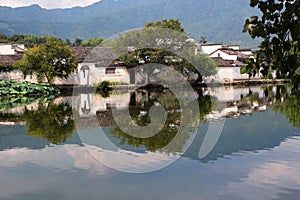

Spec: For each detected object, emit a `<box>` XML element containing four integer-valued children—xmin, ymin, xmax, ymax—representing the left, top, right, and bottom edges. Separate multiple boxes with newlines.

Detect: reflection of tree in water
<box><xmin>196</xmin><ymin>89</ymin><xmax>218</xmax><ymax>121</ymax></box>
<box><xmin>23</xmin><ymin>102</ymin><xmax>75</xmax><ymax>144</ymax></box>
<box><xmin>110</xmin><ymin>89</ymin><xmax>213</xmax><ymax>154</ymax></box>
<box><xmin>273</xmin><ymin>89</ymin><xmax>300</xmax><ymax>128</ymax></box>
<box><xmin>242</xmin><ymin>85</ymin><xmax>300</xmax><ymax>128</ymax></box>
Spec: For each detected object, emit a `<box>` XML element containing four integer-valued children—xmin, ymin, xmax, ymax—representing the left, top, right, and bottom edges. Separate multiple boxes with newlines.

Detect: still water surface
<box><xmin>0</xmin><ymin>85</ymin><xmax>300</xmax><ymax>200</ymax></box>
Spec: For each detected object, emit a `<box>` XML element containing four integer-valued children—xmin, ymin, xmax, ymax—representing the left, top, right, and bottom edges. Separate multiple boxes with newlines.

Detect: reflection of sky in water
<box><xmin>0</xmin><ymin>109</ymin><xmax>300</xmax><ymax>200</ymax></box>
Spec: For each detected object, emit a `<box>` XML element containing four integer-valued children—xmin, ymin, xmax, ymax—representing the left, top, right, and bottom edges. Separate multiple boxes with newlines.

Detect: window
<box><xmin>105</xmin><ymin>68</ymin><xmax>116</xmax><ymax>74</ymax></box>
<box><xmin>106</xmin><ymin>103</ymin><xmax>116</xmax><ymax>109</ymax></box>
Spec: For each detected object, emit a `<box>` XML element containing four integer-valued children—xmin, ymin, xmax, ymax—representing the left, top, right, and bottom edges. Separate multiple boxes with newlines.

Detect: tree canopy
<box><xmin>81</xmin><ymin>38</ymin><xmax>104</xmax><ymax>47</ymax></box>
<box><xmin>108</xmin><ymin>19</ymin><xmax>217</xmax><ymax>83</ymax></box>
<box><xmin>243</xmin><ymin>0</ymin><xmax>300</xmax><ymax>81</ymax></box>
<box><xmin>0</xmin><ymin>33</ymin><xmax>62</xmax><ymax>48</ymax></box>
<box><xmin>0</xmin><ymin>33</ymin><xmax>104</xmax><ymax>47</ymax></box>
<box><xmin>13</xmin><ymin>38</ymin><xmax>77</xmax><ymax>84</ymax></box>
<box><xmin>144</xmin><ymin>19</ymin><xmax>185</xmax><ymax>32</ymax></box>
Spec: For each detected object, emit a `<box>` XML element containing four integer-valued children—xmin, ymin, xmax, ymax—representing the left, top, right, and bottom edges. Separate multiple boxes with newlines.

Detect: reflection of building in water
<box><xmin>1</xmin><ymin>85</ymin><xmax>298</xmax><ymax>165</ymax></box>
<box><xmin>1</xmin><ymin>85</ymin><xmax>291</xmax><ymax>127</ymax></box>
<box><xmin>204</xmin><ymin>86</ymin><xmax>267</xmax><ymax>102</ymax></box>
<box><xmin>75</xmin><ymin>89</ymin><xmax>198</xmax><ymax>129</ymax></box>
<box><xmin>74</xmin><ymin>85</ymin><xmax>291</xmax><ymax>125</ymax></box>
<box><xmin>74</xmin><ymin>91</ymin><xmax>137</xmax><ymax>128</ymax></box>
<box><xmin>204</xmin><ymin>85</ymin><xmax>291</xmax><ymax>121</ymax></box>
<box><xmin>77</xmin><ymin>92</ymin><xmax>131</xmax><ymax>118</ymax></box>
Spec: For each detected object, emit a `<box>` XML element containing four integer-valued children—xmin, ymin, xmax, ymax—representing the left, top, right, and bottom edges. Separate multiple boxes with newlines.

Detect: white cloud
<box><xmin>0</xmin><ymin>0</ymin><xmax>101</xmax><ymax>9</ymax></box>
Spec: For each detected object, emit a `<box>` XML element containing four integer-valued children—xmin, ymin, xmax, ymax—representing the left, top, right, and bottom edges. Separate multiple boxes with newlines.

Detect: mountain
<box><xmin>0</xmin><ymin>0</ymin><xmax>259</xmax><ymax>47</ymax></box>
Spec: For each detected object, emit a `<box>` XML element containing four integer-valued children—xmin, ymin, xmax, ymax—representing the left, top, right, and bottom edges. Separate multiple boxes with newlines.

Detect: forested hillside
<box><xmin>0</xmin><ymin>0</ymin><xmax>259</xmax><ymax>47</ymax></box>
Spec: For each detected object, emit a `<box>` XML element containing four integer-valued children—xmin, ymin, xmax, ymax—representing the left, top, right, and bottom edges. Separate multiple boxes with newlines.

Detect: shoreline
<box><xmin>57</xmin><ymin>79</ymin><xmax>290</xmax><ymax>93</ymax></box>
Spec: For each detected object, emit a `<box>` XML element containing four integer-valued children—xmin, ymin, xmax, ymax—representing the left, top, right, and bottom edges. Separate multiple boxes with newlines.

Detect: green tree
<box><xmin>14</xmin><ymin>38</ymin><xmax>77</xmax><ymax>84</ymax></box>
<box><xmin>9</xmin><ymin>34</ymin><xmax>26</xmax><ymax>43</ymax></box>
<box><xmin>81</xmin><ymin>37</ymin><xmax>104</xmax><ymax>47</ymax></box>
<box><xmin>109</xmin><ymin>19</ymin><xmax>216</xmax><ymax>83</ymax></box>
<box><xmin>0</xmin><ymin>33</ymin><xmax>9</xmax><ymax>43</ymax></box>
<box><xmin>73</xmin><ymin>38</ymin><xmax>83</xmax><ymax>46</ymax></box>
<box><xmin>23</xmin><ymin>102</ymin><xmax>75</xmax><ymax>144</ymax></box>
<box><xmin>144</xmin><ymin>18</ymin><xmax>185</xmax><ymax>32</ymax></box>
<box><xmin>0</xmin><ymin>33</ymin><xmax>61</xmax><ymax>48</ymax></box>
<box><xmin>200</xmin><ymin>36</ymin><xmax>207</xmax><ymax>44</ymax></box>
<box><xmin>65</xmin><ymin>38</ymin><xmax>72</xmax><ymax>46</ymax></box>
<box><xmin>243</xmin><ymin>0</ymin><xmax>300</xmax><ymax>81</ymax></box>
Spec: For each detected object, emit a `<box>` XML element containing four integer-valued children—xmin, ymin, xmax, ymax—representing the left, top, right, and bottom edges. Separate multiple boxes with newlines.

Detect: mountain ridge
<box><xmin>0</xmin><ymin>0</ymin><xmax>259</xmax><ymax>47</ymax></box>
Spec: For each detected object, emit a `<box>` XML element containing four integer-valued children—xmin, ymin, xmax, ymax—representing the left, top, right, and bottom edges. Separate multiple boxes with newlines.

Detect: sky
<box><xmin>0</xmin><ymin>0</ymin><xmax>101</xmax><ymax>9</ymax></box>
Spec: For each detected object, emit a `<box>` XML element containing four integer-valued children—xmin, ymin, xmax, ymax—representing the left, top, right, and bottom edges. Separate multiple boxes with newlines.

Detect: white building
<box><xmin>209</xmin><ymin>48</ymin><xmax>250</xmax><ymax>61</ymax></box>
<box><xmin>73</xmin><ymin>47</ymin><xmax>131</xmax><ymax>86</ymax></box>
<box><xmin>204</xmin><ymin>57</ymin><xmax>249</xmax><ymax>82</ymax></box>
<box><xmin>0</xmin><ymin>44</ymin><xmax>25</xmax><ymax>55</ymax></box>
<box><xmin>200</xmin><ymin>43</ymin><xmax>259</xmax><ymax>83</ymax></box>
<box><xmin>200</xmin><ymin>43</ymin><xmax>223</xmax><ymax>55</ymax></box>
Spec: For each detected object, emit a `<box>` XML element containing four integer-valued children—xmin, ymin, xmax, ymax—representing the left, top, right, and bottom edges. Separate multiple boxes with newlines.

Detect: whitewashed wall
<box><xmin>223</xmin><ymin>45</ymin><xmax>240</xmax><ymax>50</ymax></box>
<box><xmin>0</xmin><ymin>44</ymin><xmax>25</xmax><ymax>55</ymax></box>
<box><xmin>0</xmin><ymin>70</ymin><xmax>79</xmax><ymax>85</ymax></box>
<box><xmin>0</xmin><ymin>44</ymin><xmax>16</xmax><ymax>55</ymax></box>
<box><xmin>201</xmin><ymin>44</ymin><xmax>222</xmax><ymax>55</ymax></box>
<box><xmin>205</xmin><ymin>67</ymin><xmax>249</xmax><ymax>83</ymax></box>
<box><xmin>78</xmin><ymin>63</ymin><xmax>130</xmax><ymax>86</ymax></box>
<box><xmin>210</xmin><ymin>50</ymin><xmax>238</xmax><ymax>60</ymax></box>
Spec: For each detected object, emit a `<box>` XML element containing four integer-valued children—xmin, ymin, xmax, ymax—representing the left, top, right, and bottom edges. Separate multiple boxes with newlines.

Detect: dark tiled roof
<box><xmin>201</xmin><ymin>42</ymin><xmax>222</xmax><ymax>46</ymax></box>
<box><xmin>14</xmin><ymin>46</ymin><xmax>26</xmax><ymax>53</ymax></box>
<box><xmin>72</xmin><ymin>47</ymin><xmax>118</xmax><ymax>63</ymax></box>
<box><xmin>217</xmin><ymin>48</ymin><xmax>238</xmax><ymax>55</ymax></box>
<box><xmin>0</xmin><ymin>53</ymin><xmax>23</xmax><ymax>66</ymax></box>
<box><xmin>212</xmin><ymin>57</ymin><xmax>234</xmax><ymax>67</ymax></box>
<box><xmin>233</xmin><ymin>60</ymin><xmax>246</xmax><ymax>67</ymax></box>
<box><xmin>239</xmin><ymin>48</ymin><xmax>253</xmax><ymax>51</ymax></box>
<box><xmin>210</xmin><ymin>48</ymin><xmax>252</xmax><ymax>59</ymax></box>
<box><xmin>95</xmin><ymin>60</ymin><xmax>125</xmax><ymax>68</ymax></box>
<box><xmin>212</xmin><ymin>57</ymin><xmax>246</xmax><ymax>67</ymax></box>
<box><xmin>222</xmin><ymin>44</ymin><xmax>240</xmax><ymax>48</ymax></box>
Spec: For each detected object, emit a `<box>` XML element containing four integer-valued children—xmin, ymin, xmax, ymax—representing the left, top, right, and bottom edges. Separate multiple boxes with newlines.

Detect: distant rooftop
<box><xmin>210</xmin><ymin>48</ymin><xmax>251</xmax><ymax>58</ymax></box>
<box><xmin>0</xmin><ymin>54</ymin><xmax>23</xmax><ymax>66</ymax></box>
<box><xmin>212</xmin><ymin>57</ymin><xmax>246</xmax><ymax>67</ymax></box>
<box><xmin>72</xmin><ymin>47</ymin><xmax>118</xmax><ymax>63</ymax></box>
<box><xmin>222</xmin><ymin>44</ymin><xmax>240</xmax><ymax>47</ymax></box>
<box><xmin>200</xmin><ymin>42</ymin><xmax>222</xmax><ymax>46</ymax></box>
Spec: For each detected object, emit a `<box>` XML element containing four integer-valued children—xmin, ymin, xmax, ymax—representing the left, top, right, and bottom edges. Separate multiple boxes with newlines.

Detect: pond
<box><xmin>0</xmin><ymin>85</ymin><xmax>300</xmax><ymax>200</ymax></box>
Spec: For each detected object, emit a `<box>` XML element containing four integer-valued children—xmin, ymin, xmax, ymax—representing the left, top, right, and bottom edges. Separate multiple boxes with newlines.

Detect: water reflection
<box><xmin>273</xmin><ymin>90</ymin><xmax>300</xmax><ymax>127</ymax></box>
<box><xmin>1</xmin><ymin>85</ymin><xmax>299</xmax><ymax>157</ymax></box>
<box><xmin>71</xmin><ymin>85</ymin><xmax>300</xmax><ymax>164</ymax></box>
<box><xmin>109</xmin><ymin>89</ymin><xmax>199</xmax><ymax>154</ymax></box>
<box><xmin>1</xmin><ymin>100</ymin><xmax>75</xmax><ymax>144</ymax></box>
<box><xmin>1</xmin><ymin>85</ymin><xmax>300</xmax><ymax>199</ymax></box>
<box><xmin>23</xmin><ymin>102</ymin><xmax>75</xmax><ymax>144</ymax></box>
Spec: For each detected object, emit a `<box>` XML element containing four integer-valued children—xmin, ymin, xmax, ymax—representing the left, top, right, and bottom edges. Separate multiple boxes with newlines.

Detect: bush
<box><xmin>0</xmin><ymin>80</ymin><xmax>60</xmax><ymax>97</ymax></box>
<box><xmin>0</xmin><ymin>80</ymin><xmax>60</xmax><ymax>110</ymax></box>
